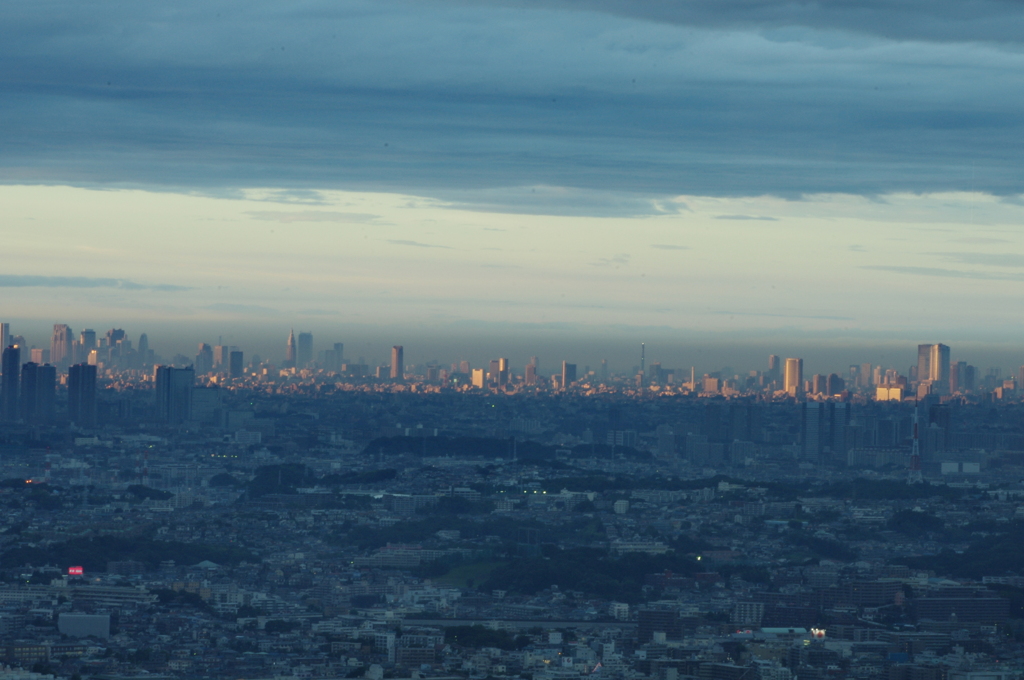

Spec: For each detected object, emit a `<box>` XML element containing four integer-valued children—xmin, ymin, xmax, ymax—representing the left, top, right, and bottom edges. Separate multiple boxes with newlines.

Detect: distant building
<box><xmin>50</xmin><ymin>324</ymin><xmax>73</xmax><ymax>371</ymax></box>
<box><xmin>297</xmin><ymin>332</ymin><xmax>313</xmax><ymax>367</ymax></box>
<box><xmin>229</xmin><ymin>350</ymin><xmax>244</xmax><ymax>378</ymax></box>
<box><xmin>68</xmin><ymin>363</ymin><xmax>98</xmax><ymax>427</ymax></box>
<box><xmin>561</xmin><ymin>361</ymin><xmax>577</xmax><ymax>389</ymax></box>
<box><xmin>285</xmin><ymin>329</ymin><xmax>297</xmax><ymax>367</ymax></box>
<box><xmin>20</xmin><ymin>362</ymin><xmax>55</xmax><ymax>425</ymax></box>
<box><xmin>1</xmin><ymin>345</ymin><xmax>20</xmax><ymax>422</ymax></box>
<box><xmin>154</xmin><ymin>365</ymin><xmax>194</xmax><ymax>424</ymax></box>
<box><xmin>784</xmin><ymin>358</ymin><xmax>803</xmax><ymax>397</ymax></box>
<box><xmin>390</xmin><ymin>346</ymin><xmax>404</xmax><ymax>381</ymax></box>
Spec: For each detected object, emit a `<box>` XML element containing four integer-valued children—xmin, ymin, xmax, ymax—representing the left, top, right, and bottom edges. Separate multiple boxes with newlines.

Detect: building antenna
<box><xmin>639</xmin><ymin>343</ymin><xmax>645</xmax><ymax>395</ymax></box>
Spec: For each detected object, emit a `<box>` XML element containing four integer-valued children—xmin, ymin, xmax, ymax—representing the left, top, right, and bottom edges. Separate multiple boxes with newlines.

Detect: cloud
<box><xmin>204</xmin><ymin>303</ymin><xmax>278</xmax><ymax>314</ymax></box>
<box><xmin>715</xmin><ymin>215</ymin><xmax>779</xmax><ymax>221</ymax></box>
<box><xmin>0</xmin><ymin>275</ymin><xmax>190</xmax><ymax>291</ymax></box>
<box><xmin>950</xmin><ymin>236</ymin><xmax>1012</xmax><ymax>244</ymax></box>
<box><xmin>651</xmin><ymin>244</ymin><xmax>689</xmax><ymax>250</ymax></box>
<box><xmin>935</xmin><ymin>252</ymin><xmax>1024</xmax><ymax>268</ymax></box>
<box><xmin>246</xmin><ymin>211</ymin><xmax>381</xmax><ymax>223</ymax></box>
<box><xmin>0</xmin><ymin>0</ymin><xmax>1022</xmax><ymax>205</ymax></box>
<box><xmin>387</xmin><ymin>239</ymin><xmax>451</xmax><ymax>249</ymax></box>
<box><xmin>488</xmin><ymin>0</ymin><xmax>1024</xmax><ymax>44</ymax></box>
<box><xmin>591</xmin><ymin>254</ymin><xmax>630</xmax><ymax>267</ymax></box>
<box><xmin>712</xmin><ymin>309</ymin><xmax>855</xmax><ymax>321</ymax></box>
<box><xmin>859</xmin><ymin>265</ymin><xmax>1024</xmax><ymax>281</ymax></box>
<box><xmin>437</xmin><ymin>186</ymin><xmax>685</xmax><ymax>218</ymax></box>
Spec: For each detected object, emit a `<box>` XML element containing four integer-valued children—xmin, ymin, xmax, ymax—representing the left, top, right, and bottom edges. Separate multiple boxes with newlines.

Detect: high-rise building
<box><xmin>826</xmin><ymin>373</ymin><xmax>845</xmax><ymax>395</ymax></box>
<box><xmin>390</xmin><ymin>346</ymin><xmax>404</xmax><ymax>381</ymax></box>
<box><xmin>0</xmin><ymin>324</ymin><xmax>8</xmax><ymax>357</ymax></box>
<box><xmin>525</xmin><ymin>363</ymin><xmax>537</xmax><ymax>386</ymax></box>
<box><xmin>929</xmin><ymin>343</ymin><xmax>951</xmax><ymax>392</ymax></box>
<box><xmin>30</xmin><ymin>348</ymin><xmax>49</xmax><ymax>364</ymax></box>
<box><xmin>561</xmin><ymin>361</ymin><xmax>577</xmax><ymax>389</ymax></box>
<box><xmin>75</xmin><ymin>329</ymin><xmax>96</xmax><ymax>364</ymax></box>
<box><xmin>68</xmin><ymin>363</ymin><xmax>98</xmax><ymax>427</ymax></box>
<box><xmin>51</xmin><ymin>324</ymin><xmax>73</xmax><ymax>371</ymax></box>
<box><xmin>471</xmin><ymin>368</ymin><xmax>485</xmax><ymax>389</ymax></box>
<box><xmin>768</xmin><ymin>355</ymin><xmax>781</xmax><ymax>383</ymax></box>
<box><xmin>196</xmin><ymin>343</ymin><xmax>213</xmax><ymax>375</ymax></box>
<box><xmin>285</xmin><ymin>330</ymin><xmax>296</xmax><ymax>367</ymax></box>
<box><xmin>860</xmin><ymin>363</ymin><xmax>872</xmax><ymax>388</ymax></box>
<box><xmin>213</xmin><ymin>345</ymin><xmax>228</xmax><ymax>370</ymax></box>
<box><xmin>322</xmin><ymin>342</ymin><xmax>344</xmax><ymax>373</ymax></box>
<box><xmin>784</xmin><ymin>358</ymin><xmax>803</xmax><ymax>397</ymax></box>
<box><xmin>1</xmin><ymin>345</ymin><xmax>19</xmax><ymax>421</ymax></box>
<box><xmin>297</xmin><ymin>332</ymin><xmax>313</xmax><ymax>367</ymax></box>
<box><xmin>916</xmin><ymin>344</ymin><xmax>931</xmax><ymax>383</ymax></box>
<box><xmin>229</xmin><ymin>350</ymin><xmax>244</xmax><ymax>378</ymax></box>
<box><xmin>154</xmin><ymin>365</ymin><xmax>195</xmax><ymax>424</ymax></box>
<box><xmin>20</xmin><ymin>362</ymin><xmax>55</xmax><ymax>424</ymax></box>
<box><xmin>137</xmin><ymin>333</ymin><xmax>149</xmax><ymax>367</ymax></box>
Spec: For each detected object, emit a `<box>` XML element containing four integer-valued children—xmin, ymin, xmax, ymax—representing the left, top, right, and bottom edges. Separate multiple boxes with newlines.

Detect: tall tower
<box><xmin>51</xmin><ymin>324</ymin><xmax>73</xmax><ymax>371</ymax></box>
<box><xmin>0</xmin><ymin>324</ymin><xmax>8</xmax><ymax>356</ymax></box>
<box><xmin>768</xmin><ymin>355</ymin><xmax>780</xmax><ymax>383</ymax></box>
<box><xmin>68</xmin><ymin>363</ymin><xmax>98</xmax><ymax>427</ymax></box>
<box><xmin>390</xmin><ymin>346</ymin><xmax>404</xmax><ymax>381</ymax></box>
<box><xmin>21</xmin><ymin>362</ymin><xmax>55</xmax><ymax>424</ymax></box>
<box><xmin>1</xmin><ymin>345</ymin><xmax>20</xmax><ymax>421</ymax></box>
<box><xmin>784</xmin><ymin>358</ymin><xmax>803</xmax><ymax>397</ymax></box>
<box><xmin>285</xmin><ymin>330</ymin><xmax>297</xmax><ymax>368</ymax></box>
<box><xmin>154</xmin><ymin>365</ymin><xmax>195</xmax><ymax>424</ymax></box>
<box><xmin>297</xmin><ymin>332</ymin><xmax>313</xmax><ymax>367</ymax></box>
<box><xmin>916</xmin><ymin>344</ymin><xmax>931</xmax><ymax>383</ymax></box>
<box><xmin>929</xmin><ymin>343</ymin><xmax>951</xmax><ymax>393</ymax></box>
<box><xmin>561</xmin><ymin>360</ymin><xmax>576</xmax><ymax>389</ymax></box>
<box><xmin>213</xmin><ymin>345</ymin><xmax>228</xmax><ymax>370</ymax></box>
<box><xmin>229</xmin><ymin>351</ymin><xmax>244</xmax><ymax>379</ymax></box>
<box><xmin>196</xmin><ymin>343</ymin><xmax>213</xmax><ymax>375</ymax></box>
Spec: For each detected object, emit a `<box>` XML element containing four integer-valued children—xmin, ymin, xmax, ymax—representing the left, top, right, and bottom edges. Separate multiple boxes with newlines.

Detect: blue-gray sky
<box><xmin>3</xmin><ymin>0</ymin><xmax>1024</xmax><ymax>370</ymax></box>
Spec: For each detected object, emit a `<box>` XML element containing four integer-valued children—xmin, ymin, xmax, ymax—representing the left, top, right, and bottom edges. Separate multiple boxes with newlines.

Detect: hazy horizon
<box><xmin>4</xmin><ymin>2</ymin><xmax>1024</xmax><ymax>375</ymax></box>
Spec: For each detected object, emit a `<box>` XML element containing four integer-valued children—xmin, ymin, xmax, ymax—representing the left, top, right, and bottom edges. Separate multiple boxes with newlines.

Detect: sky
<box><xmin>3</xmin><ymin>0</ymin><xmax>1024</xmax><ymax>373</ymax></box>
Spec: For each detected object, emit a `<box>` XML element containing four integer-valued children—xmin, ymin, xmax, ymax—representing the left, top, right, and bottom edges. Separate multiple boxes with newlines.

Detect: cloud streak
<box><xmin>0</xmin><ymin>275</ymin><xmax>190</xmax><ymax>291</ymax></box>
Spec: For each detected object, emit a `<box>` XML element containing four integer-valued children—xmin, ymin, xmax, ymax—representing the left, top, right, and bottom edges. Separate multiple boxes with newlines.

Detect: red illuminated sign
<box><xmin>68</xmin><ymin>566</ymin><xmax>83</xmax><ymax>576</ymax></box>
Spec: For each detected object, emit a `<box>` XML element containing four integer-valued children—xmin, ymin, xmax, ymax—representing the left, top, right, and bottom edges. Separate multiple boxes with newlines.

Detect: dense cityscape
<box><xmin>0</xmin><ymin>322</ymin><xmax>1020</xmax><ymax>680</ymax></box>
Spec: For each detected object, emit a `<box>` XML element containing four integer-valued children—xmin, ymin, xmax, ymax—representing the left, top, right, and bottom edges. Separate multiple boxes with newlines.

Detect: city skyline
<box><xmin>3</xmin><ymin>2</ymin><xmax>1024</xmax><ymax>350</ymax></box>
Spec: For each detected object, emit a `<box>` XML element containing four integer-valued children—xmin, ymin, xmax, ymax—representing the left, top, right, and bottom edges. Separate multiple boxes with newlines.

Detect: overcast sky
<box><xmin>3</xmin><ymin>0</ymin><xmax>1024</xmax><ymax>371</ymax></box>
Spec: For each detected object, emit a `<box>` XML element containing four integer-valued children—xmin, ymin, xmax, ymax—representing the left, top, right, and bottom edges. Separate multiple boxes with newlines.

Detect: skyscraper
<box><xmin>229</xmin><ymin>350</ymin><xmax>244</xmax><ymax>378</ymax></box>
<box><xmin>68</xmin><ymin>363</ymin><xmax>98</xmax><ymax>427</ymax></box>
<box><xmin>916</xmin><ymin>344</ymin><xmax>931</xmax><ymax>383</ymax></box>
<box><xmin>1</xmin><ymin>345</ymin><xmax>19</xmax><ymax>422</ymax></box>
<box><xmin>154</xmin><ymin>365</ymin><xmax>195</xmax><ymax>424</ymax></box>
<box><xmin>0</xmin><ymin>324</ymin><xmax>8</xmax><ymax>357</ymax></box>
<box><xmin>137</xmin><ymin>333</ymin><xmax>149</xmax><ymax>365</ymax></box>
<box><xmin>297</xmin><ymin>332</ymin><xmax>313</xmax><ymax>367</ymax></box>
<box><xmin>76</xmin><ymin>329</ymin><xmax>96</xmax><ymax>364</ymax></box>
<box><xmin>51</xmin><ymin>324</ymin><xmax>73</xmax><ymax>371</ymax></box>
<box><xmin>213</xmin><ymin>345</ymin><xmax>228</xmax><ymax>370</ymax></box>
<box><xmin>196</xmin><ymin>343</ymin><xmax>213</xmax><ymax>375</ymax></box>
<box><xmin>285</xmin><ymin>330</ymin><xmax>296</xmax><ymax>367</ymax></box>
<box><xmin>929</xmin><ymin>343</ymin><xmax>951</xmax><ymax>392</ymax></box>
<box><xmin>784</xmin><ymin>357</ymin><xmax>803</xmax><ymax>397</ymax></box>
<box><xmin>390</xmin><ymin>346</ymin><xmax>404</xmax><ymax>381</ymax></box>
<box><xmin>767</xmin><ymin>355</ymin><xmax>780</xmax><ymax>383</ymax></box>
<box><xmin>21</xmin><ymin>362</ymin><xmax>55</xmax><ymax>424</ymax></box>
<box><xmin>561</xmin><ymin>360</ymin><xmax>577</xmax><ymax>389</ymax></box>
